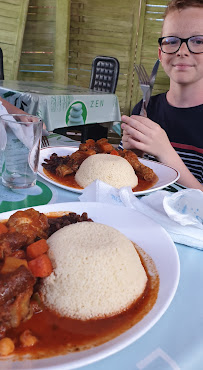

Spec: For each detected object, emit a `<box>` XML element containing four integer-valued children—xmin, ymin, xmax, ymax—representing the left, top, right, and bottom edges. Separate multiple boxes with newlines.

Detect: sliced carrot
<box><xmin>28</xmin><ymin>254</ymin><xmax>53</xmax><ymax>278</ymax></box>
<box><xmin>1</xmin><ymin>257</ymin><xmax>28</xmax><ymax>274</ymax></box>
<box><xmin>110</xmin><ymin>149</ymin><xmax>119</xmax><ymax>156</ymax></box>
<box><xmin>26</xmin><ymin>239</ymin><xmax>49</xmax><ymax>259</ymax></box>
<box><xmin>0</xmin><ymin>223</ymin><xmax>8</xmax><ymax>235</ymax></box>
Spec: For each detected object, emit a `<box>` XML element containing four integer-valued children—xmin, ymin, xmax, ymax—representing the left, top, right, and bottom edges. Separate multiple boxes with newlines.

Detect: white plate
<box><xmin>38</xmin><ymin>147</ymin><xmax>180</xmax><ymax>195</ymax></box>
<box><xmin>0</xmin><ymin>202</ymin><xmax>180</xmax><ymax>370</ymax></box>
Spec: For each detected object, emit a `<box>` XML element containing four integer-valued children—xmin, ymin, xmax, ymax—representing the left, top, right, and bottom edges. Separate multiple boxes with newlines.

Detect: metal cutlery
<box><xmin>135</xmin><ymin>59</ymin><xmax>160</xmax><ymax>117</ymax></box>
<box><xmin>41</xmin><ymin>135</ymin><xmax>50</xmax><ymax>147</ymax></box>
<box><xmin>41</xmin><ymin>128</ymin><xmax>50</xmax><ymax>147</ymax></box>
<box><xmin>134</xmin><ymin>64</ymin><xmax>151</xmax><ymax>117</ymax></box>
<box><xmin>149</xmin><ymin>59</ymin><xmax>160</xmax><ymax>92</ymax></box>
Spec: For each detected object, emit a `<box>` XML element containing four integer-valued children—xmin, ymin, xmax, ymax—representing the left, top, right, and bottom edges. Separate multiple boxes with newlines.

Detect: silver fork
<box><xmin>134</xmin><ymin>64</ymin><xmax>151</xmax><ymax>117</ymax></box>
<box><xmin>41</xmin><ymin>135</ymin><xmax>50</xmax><ymax>147</ymax></box>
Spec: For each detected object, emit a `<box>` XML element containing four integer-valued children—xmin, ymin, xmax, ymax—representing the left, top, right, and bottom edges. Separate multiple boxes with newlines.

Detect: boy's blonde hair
<box><xmin>164</xmin><ymin>0</ymin><xmax>203</xmax><ymax>18</ymax></box>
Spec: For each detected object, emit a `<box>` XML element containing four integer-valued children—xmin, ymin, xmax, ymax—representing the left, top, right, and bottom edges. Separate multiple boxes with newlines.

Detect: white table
<box><xmin>0</xmin><ymin>80</ymin><xmax>121</xmax><ymax>135</ymax></box>
<box><xmin>0</xmin><ymin>136</ymin><xmax>202</xmax><ymax>370</ymax></box>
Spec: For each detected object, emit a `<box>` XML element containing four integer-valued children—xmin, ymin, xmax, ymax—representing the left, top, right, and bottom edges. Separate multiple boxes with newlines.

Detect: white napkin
<box><xmin>0</xmin><ymin>102</ymin><xmax>9</xmax><ymax>150</ymax></box>
<box><xmin>79</xmin><ymin>180</ymin><xmax>203</xmax><ymax>249</ymax></box>
<box><xmin>0</xmin><ymin>104</ymin><xmax>34</xmax><ymax>150</ymax></box>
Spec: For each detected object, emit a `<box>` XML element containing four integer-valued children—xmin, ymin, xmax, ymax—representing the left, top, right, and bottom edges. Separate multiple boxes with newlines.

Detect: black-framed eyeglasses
<box><xmin>158</xmin><ymin>35</ymin><xmax>203</xmax><ymax>54</ymax></box>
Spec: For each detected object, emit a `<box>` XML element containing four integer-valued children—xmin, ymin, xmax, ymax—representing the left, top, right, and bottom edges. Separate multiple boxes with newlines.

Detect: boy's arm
<box><xmin>158</xmin><ymin>146</ymin><xmax>203</xmax><ymax>190</ymax></box>
<box><xmin>121</xmin><ymin>114</ymin><xmax>203</xmax><ymax>191</ymax></box>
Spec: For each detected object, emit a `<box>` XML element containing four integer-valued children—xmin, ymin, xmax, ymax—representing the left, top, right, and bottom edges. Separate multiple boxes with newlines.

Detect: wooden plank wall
<box><xmin>68</xmin><ymin>0</ymin><xmax>141</xmax><ymax>115</ymax></box>
<box><xmin>18</xmin><ymin>0</ymin><xmax>56</xmax><ymax>82</ymax></box>
<box><xmin>0</xmin><ymin>0</ymin><xmax>29</xmax><ymax>79</ymax></box>
<box><xmin>54</xmin><ymin>0</ymin><xmax>71</xmax><ymax>85</ymax></box>
<box><xmin>15</xmin><ymin>0</ymin><xmax>169</xmax><ymax>115</ymax></box>
<box><xmin>18</xmin><ymin>0</ymin><xmax>141</xmax><ymax>114</ymax></box>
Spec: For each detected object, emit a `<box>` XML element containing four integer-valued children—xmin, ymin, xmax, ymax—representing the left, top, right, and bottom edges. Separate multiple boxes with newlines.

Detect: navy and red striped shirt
<box><xmin>131</xmin><ymin>93</ymin><xmax>203</xmax><ymax>183</ymax></box>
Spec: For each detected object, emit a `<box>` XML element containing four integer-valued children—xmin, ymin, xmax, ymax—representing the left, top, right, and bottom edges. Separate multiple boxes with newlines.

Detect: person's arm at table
<box><xmin>0</xmin><ymin>97</ymin><xmax>27</xmax><ymax>115</ymax></box>
<box><xmin>0</xmin><ymin>97</ymin><xmax>46</xmax><ymax>129</ymax></box>
<box><xmin>121</xmin><ymin>114</ymin><xmax>203</xmax><ymax>191</ymax></box>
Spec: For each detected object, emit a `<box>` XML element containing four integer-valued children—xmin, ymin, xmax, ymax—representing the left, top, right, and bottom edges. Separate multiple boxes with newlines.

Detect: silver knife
<box><xmin>144</xmin><ymin>59</ymin><xmax>160</xmax><ymax>110</ymax></box>
<box><xmin>149</xmin><ymin>59</ymin><xmax>160</xmax><ymax>92</ymax></box>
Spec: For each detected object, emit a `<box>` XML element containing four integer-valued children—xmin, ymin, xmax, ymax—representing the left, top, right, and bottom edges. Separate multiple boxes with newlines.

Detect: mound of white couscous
<box><xmin>41</xmin><ymin>221</ymin><xmax>147</xmax><ymax>320</ymax></box>
<box><xmin>75</xmin><ymin>153</ymin><xmax>138</xmax><ymax>189</ymax></box>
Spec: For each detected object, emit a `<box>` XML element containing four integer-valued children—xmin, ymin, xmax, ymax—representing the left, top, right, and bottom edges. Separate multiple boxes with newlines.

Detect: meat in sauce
<box><xmin>0</xmin><ymin>208</ymin><xmax>159</xmax><ymax>359</ymax></box>
<box><xmin>0</xmin><ymin>266</ymin><xmax>35</xmax><ymax>338</ymax></box>
<box><xmin>42</xmin><ymin>138</ymin><xmax>157</xmax><ymax>183</ymax></box>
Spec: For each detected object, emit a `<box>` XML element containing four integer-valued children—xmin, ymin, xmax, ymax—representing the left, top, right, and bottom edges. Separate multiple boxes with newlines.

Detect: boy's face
<box><xmin>158</xmin><ymin>7</ymin><xmax>203</xmax><ymax>87</ymax></box>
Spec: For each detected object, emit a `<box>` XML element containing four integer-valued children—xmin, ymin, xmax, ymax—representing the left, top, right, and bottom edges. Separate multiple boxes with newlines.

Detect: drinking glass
<box><xmin>0</xmin><ymin>114</ymin><xmax>42</xmax><ymax>189</ymax></box>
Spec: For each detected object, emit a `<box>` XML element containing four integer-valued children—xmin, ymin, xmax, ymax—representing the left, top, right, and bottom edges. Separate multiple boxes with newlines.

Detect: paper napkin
<box><xmin>0</xmin><ymin>102</ymin><xmax>8</xmax><ymax>150</ymax></box>
<box><xmin>0</xmin><ymin>103</ymin><xmax>34</xmax><ymax>150</ymax></box>
<box><xmin>79</xmin><ymin>180</ymin><xmax>203</xmax><ymax>249</ymax></box>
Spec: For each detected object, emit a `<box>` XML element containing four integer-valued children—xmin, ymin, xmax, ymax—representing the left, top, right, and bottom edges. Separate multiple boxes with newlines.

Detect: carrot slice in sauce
<box><xmin>28</xmin><ymin>254</ymin><xmax>53</xmax><ymax>277</ymax></box>
<box><xmin>27</xmin><ymin>239</ymin><xmax>49</xmax><ymax>259</ymax></box>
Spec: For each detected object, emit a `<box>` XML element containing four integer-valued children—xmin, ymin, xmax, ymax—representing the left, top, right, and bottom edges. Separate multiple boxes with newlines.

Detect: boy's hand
<box><xmin>121</xmin><ymin>114</ymin><xmax>173</xmax><ymax>162</ymax></box>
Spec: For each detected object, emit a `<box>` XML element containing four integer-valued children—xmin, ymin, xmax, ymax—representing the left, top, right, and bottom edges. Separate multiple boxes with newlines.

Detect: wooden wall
<box><xmin>18</xmin><ymin>0</ymin><xmax>56</xmax><ymax>82</ymax></box>
<box><xmin>0</xmin><ymin>0</ymin><xmax>29</xmax><ymax>79</ymax></box>
<box><xmin>67</xmin><ymin>0</ymin><xmax>141</xmax><ymax>114</ymax></box>
<box><xmin>0</xmin><ymin>0</ymin><xmax>170</xmax><ymax>116</ymax></box>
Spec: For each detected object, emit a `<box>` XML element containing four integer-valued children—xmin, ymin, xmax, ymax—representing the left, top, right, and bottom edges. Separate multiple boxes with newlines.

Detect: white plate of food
<box><xmin>37</xmin><ymin>146</ymin><xmax>180</xmax><ymax>196</ymax></box>
<box><xmin>0</xmin><ymin>202</ymin><xmax>180</xmax><ymax>370</ymax></box>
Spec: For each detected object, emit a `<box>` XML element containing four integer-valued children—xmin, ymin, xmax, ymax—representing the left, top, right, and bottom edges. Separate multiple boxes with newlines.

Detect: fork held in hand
<box><xmin>134</xmin><ymin>64</ymin><xmax>151</xmax><ymax>117</ymax></box>
<box><xmin>135</xmin><ymin>60</ymin><xmax>160</xmax><ymax>118</ymax></box>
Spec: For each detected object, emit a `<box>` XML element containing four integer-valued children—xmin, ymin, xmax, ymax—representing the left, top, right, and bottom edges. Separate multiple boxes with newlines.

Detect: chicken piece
<box><xmin>117</xmin><ymin>148</ymin><xmax>128</xmax><ymax>157</ymax></box>
<box><xmin>70</xmin><ymin>150</ymin><xmax>90</xmax><ymax>172</ymax></box>
<box><xmin>85</xmin><ymin>149</ymin><xmax>97</xmax><ymax>156</ymax></box>
<box><xmin>120</xmin><ymin>150</ymin><xmax>141</xmax><ymax>171</ymax></box>
<box><xmin>7</xmin><ymin>209</ymin><xmax>49</xmax><ymax>244</ymax></box>
<box><xmin>118</xmin><ymin>149</ymin><xmax>155</xmax><ymax>181</ymax></box>
<box><xmin>42</xmin><ymin>153</ymin><xmax>70</xmax><ymax>174</ymax></box>
<box><xmin>55</xmin><ymin>148</ymin><xmax>97</xmax><ymax>177</ymax></box>
<box><xmin>0</xmin><ymin>289</ymin><xmax>34</xmax><ymax>339</ymax></box>
<box><xmin>0</xmin><ymin>265</ymin><xmax>36</xmax><ymax>337</ymax></box>
<box><xmin>96</xmin><ymin>138</ymin><xmax>108</xmax><ymax>144</ymax></box>
<box><xmin>110</xmin><ymin>149</ymin><xmax>119</xmax><ymax>156</ymax></box>
<box><xmin>56</xmin><ymin>163</ymin><xmax>74</xmax><ymax>177</ymax></box>
<box><xmin>70</xmin><ymin>150</ymin><xmax>88</xmax><ymax>161</ymax></box>
<box><xmin>96</xmin><ymin>138</ymin><xmax>114</xmax><ymax>153</ymax></box>
<box><xmin>136</xmin><ymin>163</ymin><xmax>155</xmax><ymax>181</ymax></box>
<box><xmin>79</xmin><ymin>139</ymin><xmax>96</xmax><ymax>151</ymax></box>
<box><xmin>0</xmin><ymin>232</ymin><xmax>28</xmax><ymax>260</ymax></box>
<box><xmin>0</xmin><ymin>265</ymin><xmax>35</xmax><ymax>306</ymax></box>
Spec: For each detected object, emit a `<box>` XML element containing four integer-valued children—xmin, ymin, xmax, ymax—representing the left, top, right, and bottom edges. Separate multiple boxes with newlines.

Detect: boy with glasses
<box><xmin>121</xmin><ymin>0</ymin><xmax>203</xmax><ymax>190</ymax></box>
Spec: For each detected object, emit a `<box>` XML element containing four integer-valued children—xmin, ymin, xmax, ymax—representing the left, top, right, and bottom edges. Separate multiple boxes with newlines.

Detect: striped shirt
<box><xmin>130</xmin><ymin>93</ymin><xmax>203</xmax><ymax>183</ymax></box>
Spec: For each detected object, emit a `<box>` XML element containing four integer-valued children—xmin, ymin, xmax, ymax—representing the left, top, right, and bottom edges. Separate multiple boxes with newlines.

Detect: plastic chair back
<box><xmin>0</xmin><ymin>48</ymin><xmax>4</xmax><ymax>80</ymax></box>
<box><xmin>89</xmin><ymin>56</ymin><xmax>119</xmax><ymax>93</ymax></box>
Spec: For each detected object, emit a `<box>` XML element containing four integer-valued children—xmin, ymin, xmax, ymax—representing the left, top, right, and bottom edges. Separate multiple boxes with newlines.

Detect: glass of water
<box><xmin>0</xmin><ymin>114</ymin><xmax>42</xmax><ymax>189</ymax></box>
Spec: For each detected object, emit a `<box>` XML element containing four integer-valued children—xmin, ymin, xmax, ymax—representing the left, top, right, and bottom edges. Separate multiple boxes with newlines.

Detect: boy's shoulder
<box><xmin>132</xmin><ymin>92</ymin><xmax>166</xmax><ymax>115</ymax></box>
<box><xmin>149</xmin><ymin>92</ymin><xmax>167</xmax><ymax>106</ymax></box>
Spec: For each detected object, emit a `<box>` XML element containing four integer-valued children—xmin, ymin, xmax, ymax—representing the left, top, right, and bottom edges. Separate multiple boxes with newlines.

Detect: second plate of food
<box><xmin>38</xmin><ymin>146</ymin><xmax>180</xmax><ymax>196</ymax></box>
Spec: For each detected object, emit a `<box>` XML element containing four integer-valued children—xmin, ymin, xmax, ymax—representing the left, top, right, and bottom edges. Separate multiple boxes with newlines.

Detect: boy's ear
<box><xmin>158</xmin><ymin>47</ymin><xmax>162</xmax><ymax>61</ymax></box>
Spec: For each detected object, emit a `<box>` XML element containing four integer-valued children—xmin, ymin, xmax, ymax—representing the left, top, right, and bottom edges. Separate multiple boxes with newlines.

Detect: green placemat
<box><xmin>0</xmin><ymin>180</ymin><xmax>53</xmax><ymax>213</ymax></box>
